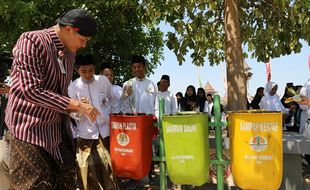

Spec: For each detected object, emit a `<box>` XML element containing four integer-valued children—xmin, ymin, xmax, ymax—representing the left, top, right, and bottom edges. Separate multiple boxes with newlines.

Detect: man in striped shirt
<box><xmin>5</xmin><ymin>9</ymin><xmax>99</xmax><ymax>189</ymax></box>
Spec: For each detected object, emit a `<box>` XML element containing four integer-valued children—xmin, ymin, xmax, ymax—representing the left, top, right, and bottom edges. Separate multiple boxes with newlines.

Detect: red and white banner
<box><xmin>266</xmin><ymin>61</ymin><xmax>271</xmax><ymax>82</ymax></box>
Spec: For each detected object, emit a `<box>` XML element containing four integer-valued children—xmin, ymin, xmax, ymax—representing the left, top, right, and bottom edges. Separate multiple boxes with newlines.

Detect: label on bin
<box><xmin>171</xmin><ymin>154</ymin><xmax>194</xmax><ymax>163</ymax></box>
<box><xmin>111</xmin><ymin>121</ymin><xmax>137</xmax><ymax>156</ymax></box>
<box><xmin>166</xmin><ymin>124</ymin><xmax>197</xmax><ymax>133</ymax></box>
<box><xmin>116</xmin><ymin>132</ymin><xmax>130</xmax><ymax>146</ymax></box>
<box><xmin>165</xmin><ymin>124</ymin><xmax>198</xmax><ymax>164</ymax></box>
<box><xmin>240</xmin><ymin>121</ymin><xmax>279</xmax><ymax>132</ymax></box>
<box><xmin>249</xmin><ymin>135</ymin><xmax>268</xmax><ymax>152</ymax></box>
<box><xmin>111</xmin><ymin>121</ymin><xmax>137</xmax><ymax>130</ymax></box>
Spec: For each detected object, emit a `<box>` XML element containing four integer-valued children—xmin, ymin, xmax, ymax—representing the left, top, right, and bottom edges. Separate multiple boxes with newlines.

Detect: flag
<box><xmin>266</xmin><ymin>61</ymin><xmax>271</xmax><ymax>82</ymax></box>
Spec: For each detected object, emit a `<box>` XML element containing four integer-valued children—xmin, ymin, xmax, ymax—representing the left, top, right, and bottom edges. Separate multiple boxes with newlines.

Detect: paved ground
<box><xmin>1</xmin><ymin>138</ymin><xmax>310</xmax><ymax>190</ymax></box>
<box><xmin>122</xmin><ymin>167</ymin><xmax>268</xmax><ymax>190</ymax></box>
<box><xmin>119</xmin><ymin>162</ymin><xmax>310</xmax><ymax>190</ymax></box>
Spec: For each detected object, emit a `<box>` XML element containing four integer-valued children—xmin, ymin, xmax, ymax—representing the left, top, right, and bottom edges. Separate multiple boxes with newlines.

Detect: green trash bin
<box><xmin>162</xmin><ymin>112</ymin><xmax>209</xmax><ymax>186</ymax></box>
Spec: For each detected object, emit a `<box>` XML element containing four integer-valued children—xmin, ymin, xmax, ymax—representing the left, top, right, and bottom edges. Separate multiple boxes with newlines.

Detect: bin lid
<box><xmin>110</xmin><ymin>113</ymin><xmax>153</xmax><ymax>116</ymax></box>
<box><xmin>163</xmin><ymin>111</ymin><xmax>209</xmax><ymax>118</ymax></box>
<box><xmin>227</xmin><ymin>110</ymin><xmax>281</xmax><ymax>114</ymax></box>
<box><xmin>176</xmin><ymin>111</ymin><xmax>208</xmax><ymax>115</ymax></box>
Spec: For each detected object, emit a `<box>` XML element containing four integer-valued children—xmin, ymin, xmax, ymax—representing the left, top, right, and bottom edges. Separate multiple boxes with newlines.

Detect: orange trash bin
<box><xmin>110</xmin><ymin>114</ymin><xmax>154</xmax><ymax>180</ymax></box>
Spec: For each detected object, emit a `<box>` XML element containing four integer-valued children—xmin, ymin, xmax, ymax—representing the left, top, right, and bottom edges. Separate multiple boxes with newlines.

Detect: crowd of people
<box><xmin>250</xmin><ymin>82</ymin><xmax>303</xmax><ymax>132</ymax></box>
<box><xmin>1</xmin><ymin>7</ymin><xmax>310</xmax><ymax>190</ymax></box>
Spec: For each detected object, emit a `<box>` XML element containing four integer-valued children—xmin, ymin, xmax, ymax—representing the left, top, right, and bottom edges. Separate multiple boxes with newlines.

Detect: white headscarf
<box><xmin>264</xmin><ymin>81</ymin><xmax>278</xmax><ymax>98</ymax></box>
<box><xmin>259</xmin><ymin>81</ymin><xmax>288</xmax><ymax>113</ymax></box>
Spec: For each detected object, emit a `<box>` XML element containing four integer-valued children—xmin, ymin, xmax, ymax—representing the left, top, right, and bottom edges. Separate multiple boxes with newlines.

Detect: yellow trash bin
<box><xmin>228</xmin><ymin>111</ymin><xmax>282</xmax><ymax>190</ymax></box>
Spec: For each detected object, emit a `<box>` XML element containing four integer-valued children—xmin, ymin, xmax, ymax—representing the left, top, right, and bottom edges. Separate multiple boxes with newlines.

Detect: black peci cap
<box><xmin>100</xmin><ymin>63</ymin><xmax>112</xmax><ymax>72</ymax></box>
<box><xmin>131</xmin><ymin>55</ymin><xmax>146</xmax><ymax>66</ymax></box>
<box><xmin>75</xmin><ymin>54</ymin><xmax>94</xmax><ymax>66</ymax></box>
<box><xmin>56</xmin><ymin>8</ymin><xmax>97</xmax><ymax>37</ymax></box>
<box><xmin>161</xmin><ymin>74</ymin><xmax>170</xmax><ymax>81</ymax></box>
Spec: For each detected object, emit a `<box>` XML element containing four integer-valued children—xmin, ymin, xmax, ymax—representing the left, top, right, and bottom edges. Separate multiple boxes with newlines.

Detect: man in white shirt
<box><xmin>68</xmin><ymin>54</ymin><xmax>118</xmax><ymax>189</ymax></box>
<box><xmin>121</xmin><ymin>55</ymin><xmax>157</xmax><ymax>114</ymax></box>
<box><xmin>155</xmin><ymin>75</ymin><xmax>177</xmax><ymax>118</ymax></box>
<box><xmin>119</xmin><ymin>55</ymin><xmax>157</xmax><ymax>188</ymax></box>
<box><xmin>68</xmin><ymin>55</ymin><xmax>113</xmax><ymax>147</ymax></box>
<box><xmin>100</xmin><ymin>64</ymin><xmax>122</xmax><ymax>114</ymax></box>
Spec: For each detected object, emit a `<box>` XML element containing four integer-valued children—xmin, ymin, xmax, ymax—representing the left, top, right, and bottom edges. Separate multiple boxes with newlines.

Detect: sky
<box><xmin>149</xmin><ymin>24</ymin><xmax>310</xmax><ymax>98</ymax></box>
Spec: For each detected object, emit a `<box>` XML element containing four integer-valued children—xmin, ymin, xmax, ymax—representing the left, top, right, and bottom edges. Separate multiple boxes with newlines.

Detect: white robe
<box><xmin>208</xmin><ymin>102</ymin><xmax>214</xmax><ymax>114</ymax></box>
<box><xmin>68</xmin><ymin>75</ymin><xmax>113</xmax><ymax>139</ymax></box>
<box><xmin>259</xmin><ymin>81</ymin><xmax>288</xmax><ymax>114</ymax></box>
<box><xmin>155</xmin><ymin>90</ymin><xmax>177</xmax><ymax>118</ymax></box>
<box><xmin>110</xmin><ymin>84</ymin><xmax>122</xmax><ymax>113</ymax></box>
<box><xmin>121</xmin><ymin>77</ymin><xmax>157</xmax><ymax>114</ymax></box>
<box><xmin>299</xmin><ymin>79</ymin><xmax>310</xmax><ymax>133</ymax></box>
<box><xmin>197</xmin><ymin>101</ymin><xmax>210</xmax><ymax>113</ymax></box>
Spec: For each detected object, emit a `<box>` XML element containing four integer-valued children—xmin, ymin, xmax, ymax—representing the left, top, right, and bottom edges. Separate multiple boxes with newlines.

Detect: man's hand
<box><xmin>80</xmin><ymin>96</ymin><xmax>89</xmax><ymax>104</ymax></box>
<box><xmin>298</xmin><ymin>95</ymin><xmax>310</xmax><ymax>106</ymax></box>
<box><xmin>79</xmin><ymin>102</ymin><xmax>100</xmax><ymax>122</ymax></box>
<box><xmin>123</xmin><ymin>85</ymin><xmax>132</xmax><ymax>98</ymax></box>
<box><xmin>67</xmin><ymin>99</ymin><xmax>100</xmax><ymax>122</ymax></box>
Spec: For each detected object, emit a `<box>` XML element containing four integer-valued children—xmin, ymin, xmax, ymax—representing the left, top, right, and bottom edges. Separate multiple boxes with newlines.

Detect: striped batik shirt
<box><xmin>5</xmin><ymin>27</ymin><xmax>75</xmax><ymax>161</ymax></box>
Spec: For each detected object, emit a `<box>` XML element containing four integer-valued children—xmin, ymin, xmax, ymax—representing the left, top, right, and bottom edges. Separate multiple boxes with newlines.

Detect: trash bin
<box><xmin>162</xmin><ymin>112</ymin><xmax>209</xmax><ymax>186</ymax></box>
<box><xmin>228</xmin><ymin>111</ymin><xmax>282</xmax><ymax>190</ymax></box>
<box><xmin>110</xmin><ymin>114</ymin><xmax>154</xmax><ymax>180</ymax></box>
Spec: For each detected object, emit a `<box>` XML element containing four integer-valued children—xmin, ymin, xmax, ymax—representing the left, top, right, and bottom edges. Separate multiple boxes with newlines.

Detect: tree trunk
<box><xmin>224</xmin><ymin>0</ymin><xmax>247</xmax><ymax>111</ymax></box>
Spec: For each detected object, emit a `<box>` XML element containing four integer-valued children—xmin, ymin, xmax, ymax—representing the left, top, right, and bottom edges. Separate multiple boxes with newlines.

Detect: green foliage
<box><xmin>0</xmin><ymin>0</ymin><xmax>164</xmax><ymax>84</ymax></box>
<box><xmin>239</xmin><ymin>0</ymin><xmax>310</xmax><ymax>62</ymax></box>
<box><xmin>137</xmin><ymin>0</ymin><xmax>309</xmax><ymax>65</ymax></box>
<box><xmin>1</xmin><ymin>0</ymin><xmax>308</xmax><ymax>77</ymax></box>
<box><xmin>138</xmin><ymin>0</ymin><xmax>226</xmax><ymax>66</ymax></box>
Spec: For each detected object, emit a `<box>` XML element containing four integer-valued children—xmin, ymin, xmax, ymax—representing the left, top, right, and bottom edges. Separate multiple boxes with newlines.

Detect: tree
<box><xmin>137</xmin><ymin>0</ymin><xmax>310</xmax><ymax>110</ymax></box>
<box><xmin>0</xmin><ymin>0</ymin><xmax>164</xmax><ymax>84</ymax></box>
<box><xmin>1</xmin><ymin>0</ymin><xmax>309</xmax><ymax>110</ymax></box>
<box><xmin>225</xmin><ymin>0</ymin><xmax>247</xmax><ymax>110</ymax></box>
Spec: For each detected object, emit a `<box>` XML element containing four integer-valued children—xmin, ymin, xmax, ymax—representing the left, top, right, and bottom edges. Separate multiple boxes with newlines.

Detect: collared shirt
<box><xmin>197</xmin><ymin>101</ymin><xmax>210</xmax><ymax>113</ymax></box>
<box><xmin>121</xmin><ymin>77</ymin><xmax>157</xmax><ymax>114</ymax></box>
<box><xmin>110</xmin><ymin>84</ymin><xmax>122</xmax><ymax>113</ymax></box>
<box><xmin>300</xmin><ymin>79</ymin><xmax>310</xmax><ymax>115</ymax></box>
<box><xmin>5</xmin><ymin>27</ymin><xmax>75</xmax><ymax>161</ymax></box>
<box><xmin>68</xmin><ymin>75</ymin><xmax>113</xmax><ymax>139</ymax></box>
<box><xmin>155</xmin><ymin>90</ymin><xmax>177</xmax><ymax>118</ymax></box>
<box><xmin>298</xmin><ymin>79</ymin><xmax>310</xmax><ymax>133</ymax></box>
<box><xmin>208</xmin><ymin>102</ymin><xmax>214</xmax><ymax>113</ymax></box>
<box><xmin>4</xmin><ymin>76</ymin><xmax>12</xmax><ymax>87</ymax></box>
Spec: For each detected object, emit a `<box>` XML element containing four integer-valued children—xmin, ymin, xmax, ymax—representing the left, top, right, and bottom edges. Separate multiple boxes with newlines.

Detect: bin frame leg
<box><xmin>158</xmin><ymin>98</ymin><xmax>166</xmax><ymax>190</ymax></box>
<box><xmin>212</xmin><ymin>94</ymin><xmax>229</xmax><ymax>190</ymax></box>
